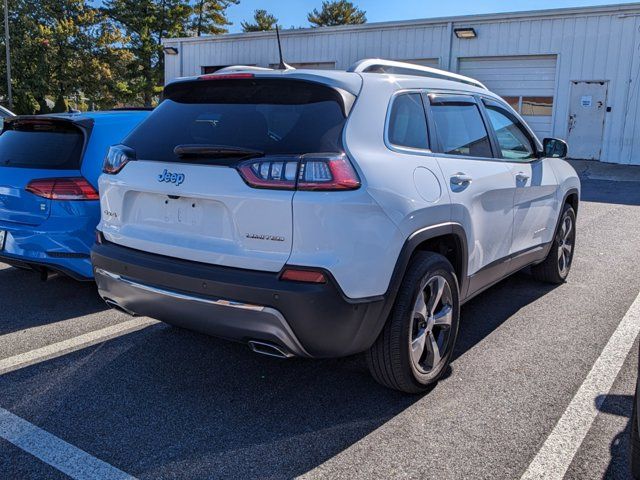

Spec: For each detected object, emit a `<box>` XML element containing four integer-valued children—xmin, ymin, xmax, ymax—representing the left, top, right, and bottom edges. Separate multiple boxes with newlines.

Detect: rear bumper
<box><xmin>91</xmin><ymin>241</ymin><xmax>387</xmax><ymax>358</ymax></box>
<box><xmin>0</xmin><ymin>215</ymin><xmax>97</xmax><ymax>280</ymax></box>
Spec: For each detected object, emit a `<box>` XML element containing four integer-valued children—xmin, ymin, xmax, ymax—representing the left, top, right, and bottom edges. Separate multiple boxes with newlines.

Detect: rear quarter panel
<box><xmin>80</xmin><ymin>113</ymin><xmax>150</xmax><ymax>187</ymax></box>
<box><xmin>289</xmin><ymin>76</ymin><xmax>452</xmax><ymax>299</ymax></box>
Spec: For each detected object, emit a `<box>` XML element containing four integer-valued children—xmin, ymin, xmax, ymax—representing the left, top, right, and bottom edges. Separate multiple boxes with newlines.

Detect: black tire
<box><xmin>531</xmin><ymin>203</ymin><xmax>576</xmax><ymax>284</ymax></box>
<box><xmin>366</xmin><ymin>252</ymin><xmax>460</xmax><ymax>394</ymax></box>
<box><xmin>631</xmin><ymin>390</ymin><xmax>640</xmax><ymax>479</ymax></box>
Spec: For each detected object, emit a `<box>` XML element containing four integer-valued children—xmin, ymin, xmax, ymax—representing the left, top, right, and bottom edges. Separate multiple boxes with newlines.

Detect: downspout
<box><xmin>444</xmin><ymin>21</ymin><xmax>454</xmax><ymax>71</ymax></box>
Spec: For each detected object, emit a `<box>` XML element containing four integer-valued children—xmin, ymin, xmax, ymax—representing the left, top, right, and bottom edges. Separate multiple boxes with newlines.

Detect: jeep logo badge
<box><xmin>158</xmin><ymin>169</ymin><xmax>185</xmax><ymax>186</ymax></box>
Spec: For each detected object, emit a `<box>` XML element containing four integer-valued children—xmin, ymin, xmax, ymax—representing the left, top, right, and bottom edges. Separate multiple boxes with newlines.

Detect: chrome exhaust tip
<box><xmin>103</xmin><ymin>298</ymin><xmax>137</xmax><ymax>317</ymax></box>
<box><xmin>248</xmin><ymin>340</ymin><xmax>294</xmax><ymax>359</ymax></box>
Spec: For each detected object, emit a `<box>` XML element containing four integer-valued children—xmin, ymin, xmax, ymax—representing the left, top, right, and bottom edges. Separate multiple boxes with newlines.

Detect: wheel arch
<box><xmin>383</xmin><ymin>223</ymin><xmax>469</xmax><ymax>312</ymax></box>
<box><xmin>564</xmin><ymin>188</ymin><xmax>579</xmax><ymax>214</ymax></box>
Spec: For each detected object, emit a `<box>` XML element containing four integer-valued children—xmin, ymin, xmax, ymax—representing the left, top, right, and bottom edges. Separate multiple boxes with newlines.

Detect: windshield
<box><xmin>124</xmin><ymin>78</ymin><xmax>349</xmax><ymax>163</ymax></box>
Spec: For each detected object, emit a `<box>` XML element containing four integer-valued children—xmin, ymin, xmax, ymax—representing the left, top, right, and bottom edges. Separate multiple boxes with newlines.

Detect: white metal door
<box><xmin>566</xmin><ymin>81</ymin><xmax>608</xmax><ymax>160</ymax></box>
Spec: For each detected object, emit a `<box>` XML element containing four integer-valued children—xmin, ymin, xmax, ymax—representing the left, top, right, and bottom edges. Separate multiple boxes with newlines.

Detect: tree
<box><xmin>191</xmin><ymin>0</ymin><xmax>239</xmax><ymax>36</ymax></box>
<box><xmin>241</xmin><ymin>9</ymin><xmax>277</xmax><ymax>32</ymax></box>
<box><xmin>102</xmin><ymin>0</ymin><xmax>192</xmax><ymax>106</ymax></box>
<box><xmin>307</xmin><ymin>1</ymin><xmax>366</xmax><ymax>27</ymax></box>
<box><xmin>0</xmin><ymin>0</ymin><xmax>134</xmax><ymax>114</ymax></box>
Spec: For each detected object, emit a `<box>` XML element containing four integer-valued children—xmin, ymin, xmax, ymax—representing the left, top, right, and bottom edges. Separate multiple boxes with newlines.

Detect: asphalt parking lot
<box><xmin>1</xmin><ymin>160</ymin><xmax>639</xmax><ymax>480</ymax></box>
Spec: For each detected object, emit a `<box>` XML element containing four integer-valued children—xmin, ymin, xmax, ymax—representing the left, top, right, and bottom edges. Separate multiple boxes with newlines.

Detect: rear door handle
<box><xmin>451</xmin><ymin>173</ymin><xmax>472</xmax><ymax>185</ymax></box>
<box><xmin>516</xmin><ymin>172</ymin><xmax>530</xmax><ymax>183</ymax></box>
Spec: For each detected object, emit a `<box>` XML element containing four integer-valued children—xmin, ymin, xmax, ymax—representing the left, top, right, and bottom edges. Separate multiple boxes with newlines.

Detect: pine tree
<box><xmin>241</xmin><ymin>9</ymin><xmax>278</xmax><ymax>32</ymax></box>
<box><xmin>191</xmin><ymin>0</ymin><xmax>239</xmax><ymax>36</ymax></box>
<box><xmin>102</xmin><ymin>0</ymin><xmax>191</xmax><ymax>106</ymax></box>
<box><xmin>307</xmin><ymin>1</ymin><xmax>366</xmax><ymax>27</ymax></box>
<box><xmin>0</xmin><ymin>0</ymin><xmax>134</xmax><ymax>113</ymax></box>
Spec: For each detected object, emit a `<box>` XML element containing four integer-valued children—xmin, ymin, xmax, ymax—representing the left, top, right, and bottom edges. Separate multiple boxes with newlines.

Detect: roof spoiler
<box><xmin>348</xmin><ymin>58</ymin><xmax>487</xmax><ymax>90</ymax></box>
<box><xmin>215</xmin><ymin>65</ymin><xmax>276</xmax><ymax>74</ymax></box>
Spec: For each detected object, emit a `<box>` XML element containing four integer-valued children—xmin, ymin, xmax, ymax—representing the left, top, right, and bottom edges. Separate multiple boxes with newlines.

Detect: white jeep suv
<box><xmin>92</xmin><ymin>60</ymin><xmax>580</xmax><ymax>393</ymax></box>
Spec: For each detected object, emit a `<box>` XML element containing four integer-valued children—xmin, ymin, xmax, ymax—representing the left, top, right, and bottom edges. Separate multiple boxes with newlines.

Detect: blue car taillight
<box><xmin>103</xmin><ymin>145</ymin><xmax>136</xmax><ymax>174</ymax></box>
<box><xmin>26</xmin><ymin>178</ymin><xmax>99</xmax><ymax>201</ymax></box>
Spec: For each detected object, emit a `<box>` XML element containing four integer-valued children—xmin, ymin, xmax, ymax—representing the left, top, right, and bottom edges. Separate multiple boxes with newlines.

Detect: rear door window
<box><xmin>429</xmin><ymin>96</ymin><xmax>493</xmax><ymax>158</ymax></box>
<box><xmin>0</xmin><ymin>121</ymin><xmax>84</xmax><ymax>169</ymax></box>
<box><xmin>387</xmin><ymin>93</ymin><xmax>429</xmax><ymax>150</ymax></box>
<box><xmin>125</xmin><ymin>78</ymin><xmax>350</xmax><ymax>162</ymax></box>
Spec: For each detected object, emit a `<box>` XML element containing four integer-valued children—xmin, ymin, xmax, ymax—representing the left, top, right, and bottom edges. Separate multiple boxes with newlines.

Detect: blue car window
<box><xmin>0</xmin><ymin>121</ymin><xmax>84</xmax><ymax>170</ymax></box>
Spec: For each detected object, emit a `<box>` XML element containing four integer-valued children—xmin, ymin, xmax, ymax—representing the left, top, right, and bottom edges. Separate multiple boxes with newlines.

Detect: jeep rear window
<box><xmin>0</xmin><ymin>121</ymin><xmax>84</xmax><ymax>170</ymax></box>
<box><xmin>124</xmin><ymin>78</ymin><xmax>350</xmax><ymax>162</ymax></box>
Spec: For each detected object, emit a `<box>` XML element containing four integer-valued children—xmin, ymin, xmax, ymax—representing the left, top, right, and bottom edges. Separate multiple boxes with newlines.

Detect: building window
<box><xmin>502</xmin><ymin>96</ymin><xmax>554</xmax><ymax>117</ymax></box>
<box><xmin>502</xmin><ymin>96</ymin><xmax>521</xmax><ymax>112</ymax></box>
<box><xmin>521</xmin><ymin>97</ymin><xmax>554</xmax><ymax>116</ymax></box>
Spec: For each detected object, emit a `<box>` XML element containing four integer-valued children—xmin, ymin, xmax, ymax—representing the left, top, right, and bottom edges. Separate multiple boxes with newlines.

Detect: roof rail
<box><xmin>347</xmin><ymin>59</ymin><xmax>487</xmax><ymax>90</ymax></box>
<box><xmin>215</xmin><ymin>65</ymin><xmax>275</xmax><ymax>74</ymax></box>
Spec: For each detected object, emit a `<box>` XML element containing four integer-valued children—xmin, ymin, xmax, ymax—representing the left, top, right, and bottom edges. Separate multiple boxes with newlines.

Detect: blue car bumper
<box><xmin>0</xmin><ymin>203</ymin><xmax>99</xmax><ymax>281</ymax></box>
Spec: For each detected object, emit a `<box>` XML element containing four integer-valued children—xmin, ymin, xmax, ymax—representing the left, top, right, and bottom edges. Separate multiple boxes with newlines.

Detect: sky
<box><xmin>225</xmin><ymin>0</ymin><xmax>639</xmax><ymax>32</ymax></box>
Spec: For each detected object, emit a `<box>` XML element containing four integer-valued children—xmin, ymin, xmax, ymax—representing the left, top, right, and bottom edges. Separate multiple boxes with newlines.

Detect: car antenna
<box><xmin>275</xmin><ymin>25</ymin><xmax>293</xmax><ymax>70</ymax></box>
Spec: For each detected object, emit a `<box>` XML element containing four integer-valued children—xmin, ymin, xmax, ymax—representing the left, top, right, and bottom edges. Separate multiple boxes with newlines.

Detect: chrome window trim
<box><xmin>384</xmin><ymin>89</ymin><xmax>433</xmax><ymax>156</ymax></box>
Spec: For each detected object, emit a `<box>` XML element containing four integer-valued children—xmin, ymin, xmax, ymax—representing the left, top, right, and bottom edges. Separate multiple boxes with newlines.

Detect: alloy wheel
<box><xmin>558</xmin><ymin>214</ymin><xmax>574</xmax><ymax>276</ymax></box>
<box><xmin>410</xmin><ymin>275</ymin><xmax>454</xmax><ymax>374</ymax></box>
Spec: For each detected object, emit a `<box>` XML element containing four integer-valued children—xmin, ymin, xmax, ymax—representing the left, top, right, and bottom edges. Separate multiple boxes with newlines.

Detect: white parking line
<box><xmin>521</xmin><ymin>290</ymin><xmax>640</xmax><ymax>480</ymax></box>
<box><xmin>0</xmin><ymin>407</ymin><xmax>135</xmax><ymax>479</ymax></box>
<box><xmin>0</xmin><ymin>318</ymin><xmax>159</xmax><ymax>376</ymax></box>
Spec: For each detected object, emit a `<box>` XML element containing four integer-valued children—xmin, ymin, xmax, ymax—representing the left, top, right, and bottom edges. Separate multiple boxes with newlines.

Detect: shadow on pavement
<box><xmin>454</xmin><ymin>270</ymin><xmax>558</xmax><ymax>360</ymax></box>
<box><xmin>0</xmin><ymin>265</ymin><xmax>107</xmax><ymax>335</ymax></box>
<box><xmin>596</xmin><ymin>394</ymin><xmax>634</xmax><ymax>479</ymax></box>
<box><xmin>0</xmin><ymin>327</ymin><xmax>416</xmax><ymax>479</ymax></box>
<box><xmin>580</xmin><ymin>179</ymin><xmax>640</xmax><ymax>207</ymax></box>
<box><xmin>0</xmin><ymin>267</ymin><xmax>566</xmax><ymax>479</ymax></box>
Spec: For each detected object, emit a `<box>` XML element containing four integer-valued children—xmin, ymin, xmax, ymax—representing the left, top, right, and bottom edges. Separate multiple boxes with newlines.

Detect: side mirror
<box><xmin>543</xmin><ymin>138</ymin><xmax>568</xmax><ymax>159</ymax></box>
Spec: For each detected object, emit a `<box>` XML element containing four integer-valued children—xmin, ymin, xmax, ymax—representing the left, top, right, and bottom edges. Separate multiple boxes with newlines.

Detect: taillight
<box><xmin>237</xmin><ymin>153</ymin><xmax>360</xmax><ymax>191</ymax></box>
<box><xmin>297</xmin><ymin>154</ymin><xmax>361</xmax><ymax>191</ymax></box>
<box><xmin>103</xmin><ymin>145</ymin><xmax>135</xmax><ymax>174</ymax></box>
<box><xmin>280</xmin><ymin>268</ymin><xmax>327</xmax><ymax>284</ymax></box>
<box><xmin>26</xmin><ymin>178</ymin><xmax>99</xmax><ymax>201</ymax></box>
<box><xmin>237</xmin><ymin>157</ymin><xmax>299</xmax><ymax>190</ymax></box>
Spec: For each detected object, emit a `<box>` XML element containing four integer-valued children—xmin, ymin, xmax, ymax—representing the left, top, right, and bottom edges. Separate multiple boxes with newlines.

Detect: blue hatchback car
<box><xmin>0</xmin><ymin>110</ymin><xmax>150</xmax><ymax>280</ymax></box>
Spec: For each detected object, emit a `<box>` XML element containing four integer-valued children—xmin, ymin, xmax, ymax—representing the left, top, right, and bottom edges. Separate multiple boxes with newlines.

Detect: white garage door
<box><xmin>402</xmin><ymin>58</ymin><xmax>440</xmax><ymax>69</ymax></box>
<box><xmin>458</xmin><ymin>55</ymin><xmax>557</xmax><ymax>140</ymax></box>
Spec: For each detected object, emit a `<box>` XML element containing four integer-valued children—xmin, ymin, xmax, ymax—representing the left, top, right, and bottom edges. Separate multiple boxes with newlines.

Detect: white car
<box><xmin>92</xmin><ymin>60</ymin><xmax>580</xmax><ymax>393</ymax></box>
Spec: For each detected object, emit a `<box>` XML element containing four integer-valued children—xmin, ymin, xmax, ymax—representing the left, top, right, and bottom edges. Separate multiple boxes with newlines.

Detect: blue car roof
<box><xmin>43</xmin><ymin>110</ymin><xmax>152</xmax><ymax>124</ymax></box>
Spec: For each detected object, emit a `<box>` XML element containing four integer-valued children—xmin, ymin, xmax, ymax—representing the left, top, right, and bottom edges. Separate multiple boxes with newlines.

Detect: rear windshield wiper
<box><xmin>174</xmin><ymin>144</ymin><xmax>264</xmax><ymax>160</ymax></box>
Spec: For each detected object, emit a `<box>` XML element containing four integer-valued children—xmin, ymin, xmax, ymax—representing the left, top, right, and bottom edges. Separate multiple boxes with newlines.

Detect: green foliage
<box><xmin>241</xmin><ymin>9</ymin><xmax>277</xmax><ymax>32</ymax></box>
<box><xmin>307</xmin><ymin>1</ymin><xmax>366</xmax><ymax>27</ymax></box>
<box><xmin>53</xmin><ymin>94</ymin><xmax>67</xmax><ymax>113</ymax></box>
<box><xmin>191</xmin><ymin>0</ymin><xmax>239</xmax><ymax>36</ymax></box>
<box><xmin>102</xmin><ymin>0</ymin><xmax>238</xmax><ymax>106</ymax></box>
<box><xmin>102</xmin><ymin>0</ymin><xmax>192</xmax><ymax>107</ymax></box>
<box><xmin>0</xmin><ymin>0</ymin><xmax>134</xmax><ymax>114</ymax></box>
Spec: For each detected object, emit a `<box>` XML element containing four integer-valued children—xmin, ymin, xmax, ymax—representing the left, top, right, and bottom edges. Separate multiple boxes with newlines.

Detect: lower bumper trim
<box><xmin>94</xmin><ymin>267</ymin><xmax>311</xmax><ymax>357</ymax></box>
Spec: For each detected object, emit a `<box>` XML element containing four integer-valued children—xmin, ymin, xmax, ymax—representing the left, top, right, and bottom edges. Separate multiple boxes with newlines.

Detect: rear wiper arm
<box><xmin>174</xmin><ymin>144</ymin><xmax>264</xmax><ymax>160</ymax></box>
